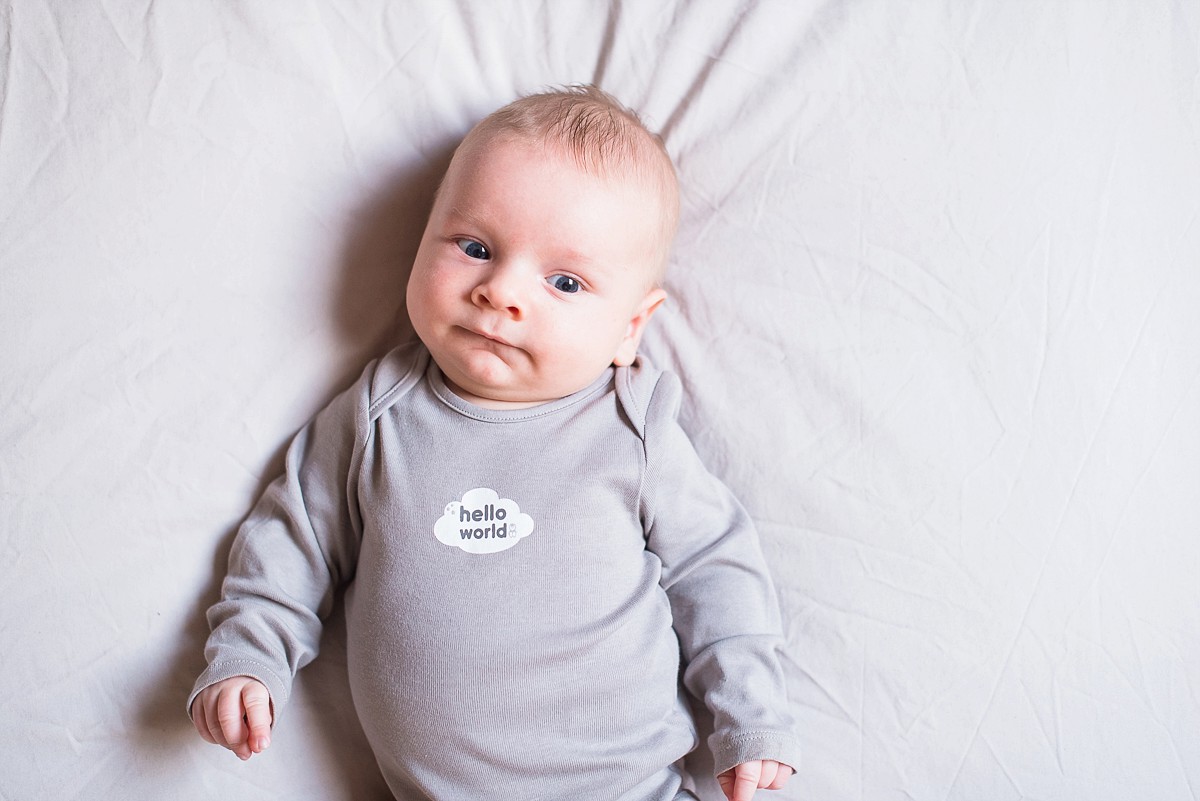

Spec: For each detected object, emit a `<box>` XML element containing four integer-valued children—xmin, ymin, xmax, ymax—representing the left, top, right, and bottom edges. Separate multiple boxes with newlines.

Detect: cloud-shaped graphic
<box><xmin>434</xmin><ymin>487</ymin><xmax>534</xmax><ymax>554</ymax></box>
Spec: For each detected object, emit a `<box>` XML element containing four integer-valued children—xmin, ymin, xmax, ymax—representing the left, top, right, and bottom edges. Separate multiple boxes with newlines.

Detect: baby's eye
<box><xmin>548</xmin><ymin>275</ymin><xmax>582</xmax><ymax>294</ymax></box>
<box><xmin>456</xmin><ymin>239</ymin><xmax>490</xmax><ymax>260</ymax></box>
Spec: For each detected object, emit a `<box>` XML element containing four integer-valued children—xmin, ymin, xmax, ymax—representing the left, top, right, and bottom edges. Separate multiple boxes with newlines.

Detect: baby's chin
<box><xmin>434</xmin><ymin>346</ymin><xmax>614</xmax><ymax>410</ymax></box>
<box><xmin>439</xmin><ymin>369</ymin><xmax>553</xmax><ymax>410</ymax></box>
<box><xmin>442</xmin><ymin>369</ymin><xmax>603</xmax><ymax>411</ymax></box>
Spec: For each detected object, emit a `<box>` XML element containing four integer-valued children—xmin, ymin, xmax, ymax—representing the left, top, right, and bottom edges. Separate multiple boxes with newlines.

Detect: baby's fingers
<box><xmin>241</xmin><ymin>681</ymin><xmax>273</xmax><ymax>755</ymax></box>
<box><xmin>191</xmin><ymin>678</ymin><xmax>274</xmax><ymax>760</ymax></box>
<box><xmin>216</xmin><ymin>685</ymin><xmax>253</xmax><ymax>760</ymax></box>
<box><xmin>727</xmin><ymin>760</ymin><xmax>762</xmax><ymax>801</ymax></box>
<box><xmin>192</xmin><ymin>699</ymin><xmax>217</xmax><ymax>745</ymax></box>
<box><xmin>718</xmin><ymin>760</ymin><xmax>794</xmax><ymax>800</ymax></box>
<box><xmin>765</xmin><ymin>762</ymin><xmax>793</xmax><ymax>790</ymax></box>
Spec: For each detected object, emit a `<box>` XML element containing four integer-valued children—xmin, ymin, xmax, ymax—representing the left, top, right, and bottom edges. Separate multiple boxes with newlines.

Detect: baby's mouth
<box><xmin>461</xmin><ymin>326</ymin><xmax>516</xmax><ymax>350</ymax></box>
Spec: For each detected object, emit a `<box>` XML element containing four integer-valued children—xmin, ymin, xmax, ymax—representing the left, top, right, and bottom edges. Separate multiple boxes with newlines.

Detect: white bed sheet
<box><xmin>2</xmin><ymin>2</ymin><xmax>1198</xmax><ymax>799</ymax></box>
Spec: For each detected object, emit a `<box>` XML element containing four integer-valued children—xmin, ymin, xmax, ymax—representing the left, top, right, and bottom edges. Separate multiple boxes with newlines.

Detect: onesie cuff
<box><xmin>186</xmin><ymin>658</ymin><xmax>289</xmax><ymax>723</ymax></box>
<box><xmin>711</xmin><ymin>730</ymin><xmax>802</xmax><ymax>777</ymax></box>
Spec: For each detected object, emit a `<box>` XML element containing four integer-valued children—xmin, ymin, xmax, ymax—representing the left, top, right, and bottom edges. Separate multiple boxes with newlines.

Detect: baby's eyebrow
<box><xmin>443</xmin><ymin>205</ymin><xmax>490</xmax><ymax>230</ymax></box>
<box><xmin>553</xmin><ymin>245</ymin><xmax>596</xmax><ymax>268</ymax></box>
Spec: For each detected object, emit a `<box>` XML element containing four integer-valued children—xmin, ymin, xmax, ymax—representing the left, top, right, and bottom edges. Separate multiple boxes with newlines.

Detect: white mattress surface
<box><xmin>2</xmin><ymin>2</ymin><xmax>1198</xmax><ymax>799</ymax></box>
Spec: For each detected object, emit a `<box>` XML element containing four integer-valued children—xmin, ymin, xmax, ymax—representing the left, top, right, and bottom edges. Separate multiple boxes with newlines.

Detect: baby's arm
<box><xmin>191</xmin><ymin>676</ymin><xmax>273</xmax><ymax>761</ymax></box>
<box><xmin>718</xmin><ymin>760</ymin><xmax>794</xmax><ymax>801</ymax></box>
<box><xmin>636</xmin><ymin>371</ymin><xmax>802</xmax><ymax>781</ymax></box>
<box><xmin>189</xmin><ymin>353</ymin><xmax>398</xmax><ymax>757</ymax></box>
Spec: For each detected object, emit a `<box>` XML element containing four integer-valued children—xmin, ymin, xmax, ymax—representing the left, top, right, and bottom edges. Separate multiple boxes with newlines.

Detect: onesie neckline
<box><xmin>426</xmin><ymin>361</ymin><xmax>614</xmax><ymax>423</ymax></box>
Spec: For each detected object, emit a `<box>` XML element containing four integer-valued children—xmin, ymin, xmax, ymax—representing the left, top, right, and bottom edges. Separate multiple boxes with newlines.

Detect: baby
<box><xmin>190</xmin><ymin>86</ymin><xmax>800</xmax><ymax>801</ymax></box>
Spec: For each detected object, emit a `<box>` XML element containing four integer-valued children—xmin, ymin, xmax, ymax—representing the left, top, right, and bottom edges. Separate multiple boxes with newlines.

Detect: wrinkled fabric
<box><xmin>2</xmin><ymin>2</ymin><xmax>1198</xmax><ymax>800</ymax></box>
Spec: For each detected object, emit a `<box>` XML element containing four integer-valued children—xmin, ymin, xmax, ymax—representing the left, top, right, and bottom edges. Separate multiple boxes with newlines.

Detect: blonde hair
<box><xmin>451</xmin><ymin>85</ymin><xmax>679</xmax><ymax>278</ymax></box>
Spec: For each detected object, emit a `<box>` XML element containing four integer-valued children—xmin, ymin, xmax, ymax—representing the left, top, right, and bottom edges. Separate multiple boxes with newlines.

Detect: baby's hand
<box><xmin>718</xmin><ymin>759</ymin><xmax>793</xmax><ymax>801</ymax></box>
<box><xmin>191</xmin><ymin>676</ymin><xmax>273</xmax><ymax>761</ymax></box>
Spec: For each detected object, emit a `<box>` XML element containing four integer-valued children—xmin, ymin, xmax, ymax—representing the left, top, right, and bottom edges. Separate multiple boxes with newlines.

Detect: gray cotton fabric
<box><xmin>190</xmin><ymin>342</ymin><xmax>800</xmax><ymax>800</ymax></box>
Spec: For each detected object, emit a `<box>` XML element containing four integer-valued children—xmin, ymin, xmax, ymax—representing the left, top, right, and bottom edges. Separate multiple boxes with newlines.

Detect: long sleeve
<box><xmin>187</xmin><ymin>365</ymin><xmax>373</xmax><ymax>719</ymax></box>
<box><xmin>638</xmin><ymin>371</ymin><xmax>802</xmax><ymax>776</ymax></box>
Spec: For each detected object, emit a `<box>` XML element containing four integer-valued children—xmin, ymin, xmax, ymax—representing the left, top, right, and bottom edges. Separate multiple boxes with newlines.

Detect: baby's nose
<box><xmin>471</xmin><ymin>266</ymin><xmax>525</xmax><ymax>319</ymax></box>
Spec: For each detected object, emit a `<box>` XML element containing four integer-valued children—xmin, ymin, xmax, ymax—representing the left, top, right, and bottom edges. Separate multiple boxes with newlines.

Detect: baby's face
<box><xmin>406</xmin><ymin>136</ymin><xmax>667</xmax><ymax>408</ymax></box>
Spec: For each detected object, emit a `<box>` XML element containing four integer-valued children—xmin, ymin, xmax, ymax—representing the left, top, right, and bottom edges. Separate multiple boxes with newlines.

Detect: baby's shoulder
<box><xmin>614</xmin><ymin>357</ymin><xmax>683</xmax><ymax>439</ymax></box>
<box><xmin>361</xmin><ymin>341</ymin><xmax>430</xmax><ymax>419</ymax></box>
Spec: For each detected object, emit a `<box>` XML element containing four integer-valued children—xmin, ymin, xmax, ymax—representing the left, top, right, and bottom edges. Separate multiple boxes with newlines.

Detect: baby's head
<box><xmin>406</xmin><ymin>86</ymin><xmax>679</xmax><ymax>409</ymax></box>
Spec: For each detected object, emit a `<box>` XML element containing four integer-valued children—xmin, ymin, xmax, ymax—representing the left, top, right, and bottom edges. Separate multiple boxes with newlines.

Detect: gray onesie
<box><xmin>190</xmin><ymin>343</ymin><xmax>800</xmax><ymax>800</ymax></box>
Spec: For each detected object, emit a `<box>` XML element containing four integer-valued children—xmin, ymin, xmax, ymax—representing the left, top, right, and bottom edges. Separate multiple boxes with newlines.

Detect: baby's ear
<box><xmin>613</xmin><ymin>288</ymin><xmax>667</xmax><ymax>367</ymax></box>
